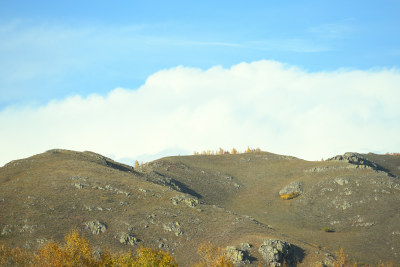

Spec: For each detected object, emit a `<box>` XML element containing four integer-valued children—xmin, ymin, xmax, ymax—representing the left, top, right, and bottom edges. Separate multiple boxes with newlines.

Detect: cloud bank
<box><xmin>1</xmin><ymin>60</ymin><xmax>399</xmax><ymax>166</ymax></box>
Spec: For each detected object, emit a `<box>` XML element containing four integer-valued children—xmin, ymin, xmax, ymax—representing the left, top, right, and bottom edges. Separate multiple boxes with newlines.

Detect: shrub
<box><xmin>1</xmin><ymin>230</ymin><xmax>178</xmax><ymax>267</ymax></box>
<box><xmin>135</xmin><ymin>247</ymin><xmax>177</xmax><ymax>266</ymax></box>
<box><xmin>0</xmin><ymin>242</ymin><xmax>32</xmax><ymax>266</ymax></box>
<box><xmin>193</xmin><ymin>242</ymin><xmax>233</xmax><ymax>267</ymax></box>
<box><xmin>35</xmin><ymin>230</ymin><xmax>98</xmax><ymax>266</ymax></box>
<box><xmin>280</xmin><ymin>192</ymin><xmax>299</xmax><ymax>200</ymax></box>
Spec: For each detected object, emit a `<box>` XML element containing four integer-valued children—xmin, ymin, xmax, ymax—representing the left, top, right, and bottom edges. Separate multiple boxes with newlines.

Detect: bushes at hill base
<box><xmin>1</xmin><ymin>230</ymin><xmax>177</xmax><ymax>267</ymax></box>
<box><xmin>1</xmin><ymin>233</ymin><xmax>396</xmax><ymax>267</ymax></box>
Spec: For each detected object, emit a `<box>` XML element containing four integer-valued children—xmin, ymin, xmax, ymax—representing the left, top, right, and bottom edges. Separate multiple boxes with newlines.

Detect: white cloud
<box><xmin>1</xmin><ymin>60</ymin><xmax>400</xmax><ymax>166</ymax></box>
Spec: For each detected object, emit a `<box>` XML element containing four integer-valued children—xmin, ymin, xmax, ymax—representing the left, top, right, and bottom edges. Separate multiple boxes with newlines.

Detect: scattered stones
<box><xmin>333</xmin><ymin>200</ymin><xmax>352</xmax><ymax>210</ymax></box>
<box><xmin>70</xmin><ymin>175</ymin><xmax>88</xmax><ymax>181</ymax></box>
<box><xmin>163</xmin><ymin>222</ymin><xmax>183</xmax><ymax>236</ymax></box>
<box><xmin>279</xmin><ymin>181</ymin><xmax>303</xmax><ymax>200</ymax></box>
<box><xmin>20</xmin><ymin>224</ymin><xmax>37</xmax><ymax>233</ymax></box>
<box><xmin>226</xmin><ymin>246</ymin><xmax>244</xmax><ymax>264</ymax></box>
<box><xmin>233</xmin><ymin>183</ymin><xmax>241</xmax><ymax>188</ymax></box>
<box><xmin>171</xmin><ymin>195</ymin><xmax>199</xmax><ymax>207</ymax></box>
<box><xmin>92</xmin><ymin>184</ymin><xmax>131</xmax><ymax>196</ymax></box>
<box><xmin>352</xmin><ymin>215</ymin><xmax>375</xmax><ymax>227</ymax></box>
<box><xmin>36</xmin><ymin>238</ymin><xmax>48</xmax><ymax>244</ymax></box>
<box><xmin>258</xmin><ymin>239</ymin><xmax>296</xmax><ymax>267</ymax></box>
<box><xmin>73</xmin><ymin>183</ymin><xmax>88</xmax><ymax>189</ymax></box>
<box><xmin>85</xmin><ymin>206</ymin><xmax>112</xmax><ymax>212</ymax></box>
<box><xmin>335</xmin><ymin>177</ymin><xmax>350</xmax><ymax>186</ymax></box>
<box><xmin>119</xmin><ymin>232</ymin><xmax>137</xmax><ymax>246</ymax></box>
<box><xmin>1</xmin><ymin>225</ymin><xmax>12</xmax><ymax>236</ymax></box>
<box><xmin>85</xmin><ymin>220</ymin><xmax>107</xmax><ymax>234</ymax></box>
<box><xmin>320</xmin><ymin>188</ymin><xmax>334</xmax><ymax>195</ymax></box>
<box><xmin>307</xmin><ymin>166</ymin><xmax>330</xmax><ymax>173</ymax></box>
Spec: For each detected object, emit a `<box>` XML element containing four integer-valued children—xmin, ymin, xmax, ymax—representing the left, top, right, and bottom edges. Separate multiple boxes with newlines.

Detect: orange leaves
<box><xmin>280</xmin><ymin>192</ymin><xmax>299</xmax><ymax>200</ymax></box>
<box><xmin>193</xmin><ymin>242</ymin><xmax>233</xmax><ymax>267</ymax></box>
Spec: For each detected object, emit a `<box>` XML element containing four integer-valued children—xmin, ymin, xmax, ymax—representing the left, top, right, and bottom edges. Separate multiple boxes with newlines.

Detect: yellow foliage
<box><xmin>135</xmin><ymin>246</ymin><xmax>177</xmax><ymax>266</ymax></box>
<box><xmin>36</xmin><ymin>230</ymin><xmax>97</xmax><ymax>266</ymax></box>
<box><xmin>280</xmin><ymin>192</ymin><xmax>299</xmax><ymax>200</ymax></box>
<box><xmin>193</xmin><ymin>242</ymin><xmax>233</xmax><ymax>267</ymax></box>
<box><xmin>0</xmin><ymin>230</ymin><xmax>178</xmax><ymax>267</ymax></box>
<box><xmin>134</xmin><ymin>160</ymin><xmax>140</xmax><ymax>168</ymax></box>
<box><xmin>231</xmin><ymin>148</ymin><xmax>237</xmax><ymax>154</ymax></box>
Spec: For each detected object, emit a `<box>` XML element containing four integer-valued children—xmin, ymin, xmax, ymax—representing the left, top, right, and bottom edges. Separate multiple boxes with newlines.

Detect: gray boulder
<box><xmin>85</xmin><ymin>220</ymin><xmax>107</xmax><ymax>234</ymax></box>
<box><xmin>279</xmin><ymin>181</ymin><xmax>303</xmax><ymax>199</ymax></box>
<box><xmin>226</xmin><ymin>246</ymin><xmax>244</xmax><ymax>264</ymax></box>
<box><xmin>258</xmin><ymin>239</ymin><xmax>296</xmax><ymax>266</ymax></box>
<box><xmin>119</xmin><ymin>232</ymin><xmax>137</xmax><ymax>246</ymax></box>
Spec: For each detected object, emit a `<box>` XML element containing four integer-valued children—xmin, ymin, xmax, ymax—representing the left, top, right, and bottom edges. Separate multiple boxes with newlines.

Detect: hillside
<box><xmin>1</xmin><ymin>149</ymin><xmax>400</xmax><ymax>266</ymax></box>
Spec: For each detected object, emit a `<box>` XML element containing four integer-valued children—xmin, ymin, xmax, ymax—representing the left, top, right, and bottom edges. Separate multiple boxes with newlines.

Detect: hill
<box><xmin>1</xmin><ymin>149</ymin><xmax>400</xmax><ymax>266</ymax></box>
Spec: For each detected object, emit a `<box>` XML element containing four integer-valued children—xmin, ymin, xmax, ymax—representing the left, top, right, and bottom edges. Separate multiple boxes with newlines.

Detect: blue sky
<box><xmin>0</xmin><ymin>1</ymin><xmax>399</xmax><ymax>165</ymax></box>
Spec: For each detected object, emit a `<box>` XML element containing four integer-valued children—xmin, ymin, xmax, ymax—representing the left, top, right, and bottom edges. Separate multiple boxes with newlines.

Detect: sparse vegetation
<box><xmin>322</xmin><ymin>227</ymin><xmax>335</xmax><ymax>233</ymax></box>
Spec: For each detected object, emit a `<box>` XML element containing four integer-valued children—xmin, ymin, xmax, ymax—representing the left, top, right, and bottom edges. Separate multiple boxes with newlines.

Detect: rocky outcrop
<box><xmin>226</xmin><ymin>246</ymin><xmax>245</xmax><ymax>264</ymax></box>
<box><xmin>85</xmin><ymin>220</ymin><xmax>107</xmax><ymax>234</ymax></box>
<box><xmin>258</xmin><ymin>239</ymin><xmax>296</xmax><ymax>266</ymax></box>
<box><xmin>171</xmin><ymin>195</ymin><xmax>199</xmax><ymax>207</ymax></box>
<box><xmin>119</xmin><ymin>232</ymin><xmax>137</xmax><ymax>246</ymax></box>
<box><xmin>279</xmin><ymin>181</ymin><xmax>303</xmax><ymax>200</ymax></box>
<box><xmin>145</xmin><ymin>171</ymin><xmax>183</xmax><ymax>192</ymax></box>
<box><xmin>327</xmin><ymin>152</ymin><xmax>395</xmax><ymax>177</ymax></box>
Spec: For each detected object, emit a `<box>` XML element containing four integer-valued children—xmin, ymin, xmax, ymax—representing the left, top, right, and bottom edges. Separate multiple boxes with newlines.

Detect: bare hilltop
<box><xmin>1</xmin><ymin>149</ymin><xmax>400</xmax><ymax>266</ymax></box>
